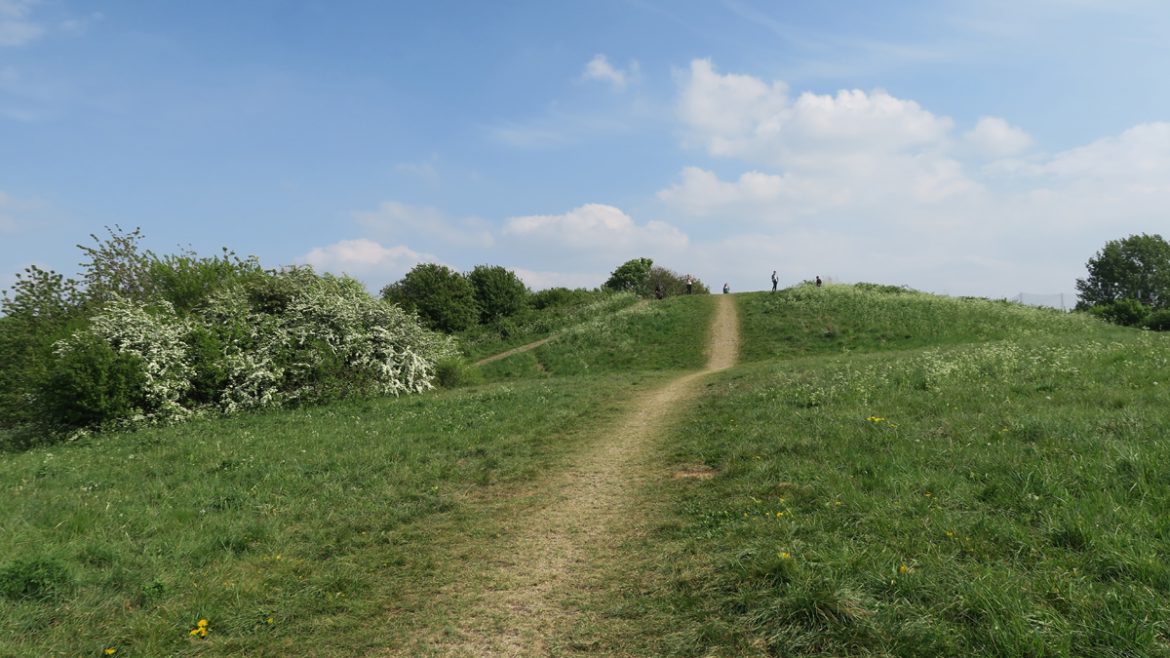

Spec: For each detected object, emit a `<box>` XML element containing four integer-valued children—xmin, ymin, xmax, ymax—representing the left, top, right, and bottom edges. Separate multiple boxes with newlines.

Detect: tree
<box><xmin>381</xmin><ymin>263</ymin><xmax>478</xmax><ymax>332</ymax></box>
<box><xmin>1076</xmin><ymin>234</ymin><xmax>1170</xmax><ymax>310</ymax></box>
<box><xmin>468</xmin><ymin>265</ymin><xmax>528</xmax><ymax>323</ymax></box>
<box><xmin>604</xmin><ymin>257</ymin><xmax>653</xmax><ymax>294</ymax></box>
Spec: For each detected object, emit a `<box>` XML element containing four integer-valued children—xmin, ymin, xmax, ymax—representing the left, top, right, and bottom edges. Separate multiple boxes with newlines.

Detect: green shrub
<box><xmin>434</xmin><ymin>359</ymin><xmax>484</xmax><ymax>388</ymax></box>
<box><xmin>468</xmin><ymin>265</ymin><xmax>528</xmax><ymax>323</ymax></box>
<box><xmin>1145</xmin><ymin>309</ymin><xmax>1170</xmax><ymax>331</ymax></box>
<box><xmin>36</xmin><ymin>332</ymin><xmax>149</xmax><ymax>428</ymax></box>
<box><xmin>1088</xmin><ymin>298</ymin><xmax>1150</xmax><ymax>327</ymax></box>
<box><xmin>382</xmin><ymin>263</ymin><xmax>478</xmax><ymax>333</ymax></box>
<box><xmin>1</xmin><ymin>266</ymin><xmax>85</xmax><ymax>430</ymax></box>
<box><xmin>0</xmin><ymin>556</ymin><xmax>74</xmax><ymax>602</ymax></box>
<box><xmin>149</xmin><ymin>248</ymin><xmax>262</xmax><ymax>313</ymax></box>
<box><xmin>529</xmin><ymin>287</ymin><xmax>600</xmax><ymax>310</ymax></box>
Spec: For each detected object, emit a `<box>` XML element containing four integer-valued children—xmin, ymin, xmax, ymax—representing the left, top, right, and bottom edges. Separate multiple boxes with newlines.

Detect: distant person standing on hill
<box><xmin>685</xmin><ymin>274</ymin><xmax>693</xmax><ymax>294</ymax></box>
<box><xmin>815</xmin><ymin>275</ymin><xmax>822</xmax><ymax>287</ymax></box>
<box><xmin>722</xmin><ymin>282</ymin><xmax>730</xmax><ymax>294</ymax></box>
<box><xmin>771</xmin><ymin>270</ymin><xmax>778</xmax><ymax>292</ymax></box>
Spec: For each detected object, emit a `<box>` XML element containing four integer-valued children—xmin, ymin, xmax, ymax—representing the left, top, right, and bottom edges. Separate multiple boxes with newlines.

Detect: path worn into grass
<box><xmin>388</xmin><ymin>295</ymin><xmax>738</xmax><ymax>657</ymax></box>
<box><xmin>472</xmin><ymin>299</ymin><xmax>652</xmax><ymax>367</ymax></box>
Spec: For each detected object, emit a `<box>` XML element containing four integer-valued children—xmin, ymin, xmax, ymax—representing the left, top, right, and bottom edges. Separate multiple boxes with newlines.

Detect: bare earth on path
<box><xmin>472</xmin><ymin>299</ymin><xmax>652</xmax><ymax>367</ymax></box>
<box><xmin>384</xmin><ymin>295</ymin><xmax>739</xmax><ymax>657</ymax></box>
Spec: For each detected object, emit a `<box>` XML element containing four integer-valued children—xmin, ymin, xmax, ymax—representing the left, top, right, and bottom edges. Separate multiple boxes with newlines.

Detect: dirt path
<box><xmin>472</xmin><ymin>299</ymin><xmax>652</xmax><ymax>367</ymax></box>
<box><xmin>389</xmin><ymin>295</ymin><xmax>738</xmax><ymax>657</ymax></box>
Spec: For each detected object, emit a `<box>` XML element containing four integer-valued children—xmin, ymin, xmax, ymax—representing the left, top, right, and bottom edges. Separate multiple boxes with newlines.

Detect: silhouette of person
<box><xmin>771</xmin><ymin>270</ymin><xmax>778</xmax><ymax>292</ymax></box>
<box><xmin>815</xmin><ymin>275</ymin><xmax>822</xmax><ymax>287</ymax></box>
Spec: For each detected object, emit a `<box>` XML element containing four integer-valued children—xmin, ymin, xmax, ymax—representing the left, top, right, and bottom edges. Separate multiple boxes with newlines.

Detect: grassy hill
<box><xmin>2</xmin><ymin>286</ymin><xmax>1168</xmax><ymax>657</ymax></box>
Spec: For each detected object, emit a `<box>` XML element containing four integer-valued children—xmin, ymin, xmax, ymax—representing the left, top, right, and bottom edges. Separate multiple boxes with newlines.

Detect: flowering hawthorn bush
<box><xmin>51</xmin><ymin>296</ymin><xmax>194</xmax><ymax>424</ymax></box>
<box><xmin>195</xmin><ymin>271</ymin><xmax>454</xmax><ymax>413</ymax></box>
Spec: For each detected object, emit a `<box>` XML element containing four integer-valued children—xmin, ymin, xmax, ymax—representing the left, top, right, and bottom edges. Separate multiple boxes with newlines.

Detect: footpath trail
<box><xmin>472</xmin><ymin>299</ymin><xmax>652</xmax><ymax>367</ymax></box>
<box><xmin>387</xmin><ymin>295</ymin><xmax>739</xmax><ymax>657</ymax></box>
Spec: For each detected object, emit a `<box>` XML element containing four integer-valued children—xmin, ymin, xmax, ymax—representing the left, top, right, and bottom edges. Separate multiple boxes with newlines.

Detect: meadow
<box><xmin>2</xmin><ymin>285</ymin><xmax>1168</xmax><ymax>656</ymax></box>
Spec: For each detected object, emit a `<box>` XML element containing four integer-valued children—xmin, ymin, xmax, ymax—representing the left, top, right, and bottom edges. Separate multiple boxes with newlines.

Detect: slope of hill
<box><xmin>601</xmin><ymin>286</ymin><xmax>1170</xmax><ymax>656</ymax></box>
<box><xmin>2</xmin><ymin>285</ymin><xmax>1168</xmax><ymax>657</ymax></box>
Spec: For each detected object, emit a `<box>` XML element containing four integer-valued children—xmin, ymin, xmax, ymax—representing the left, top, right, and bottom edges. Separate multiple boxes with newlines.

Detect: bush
<box><xmin>1145</xmin><ymin>309</ymin><xmax>1170</xmax><ymax>331</ymax></box>
<box><xmin>529</xmin><ymin>287</ymin><xmax>600</xmax><ymax>310</ymax></box>
<box><xmin>469</xmin><ymin>265</ymin><xmax>528</xmax><ymax>323</ymax></box>
<box><xmin>433</xmin><ymin>359</ymin><xmax>484</xmax><ymax>388</ymax></box>
<box><xmin>202</xmin><ymin>271</ymin><xmax>455</xmax><ymax>412</ymax></box>
<box><xmin>36</xmin><ymin>333</ymin><xmax>148</xmax><ymax>429</ymax></box>
<box><xmin>382</xmin><ymin>263</ymin><xmax>479</xmax><ymax>333</ymax></box>
<box><xmin>0</xmin><ymin>266</ymin><xmax>85</xmax><ymax>429</ymax></box>
<box><xmin>1088</xmin><ymin>298</ymin><xmax>1150</xmax><ymax>327</ymax></box>
<box><xmin>149</xmin><ymin>248</ymin><xmax>262</xmax><ymax>313</ymax></box>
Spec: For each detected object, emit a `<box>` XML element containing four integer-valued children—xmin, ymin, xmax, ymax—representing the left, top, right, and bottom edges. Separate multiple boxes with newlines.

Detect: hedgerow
<box><xmin>1</xmin><ymin>228</ymin><xmax>454</xmax><ymax>444</ymax></box>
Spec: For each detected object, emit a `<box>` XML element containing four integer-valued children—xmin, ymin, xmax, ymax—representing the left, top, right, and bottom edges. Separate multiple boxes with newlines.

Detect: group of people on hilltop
<box><xmin>654</xmin><ymin>271</ymin><xmax>823</xmax><ymax>300</ymax></box>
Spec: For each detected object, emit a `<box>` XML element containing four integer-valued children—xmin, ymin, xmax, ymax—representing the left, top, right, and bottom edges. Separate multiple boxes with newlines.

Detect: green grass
<box><xmin>458</xmin><ymin>291</ymin><xmax>639</xmax><ymax>361</ymax></box>
<box><xmin>0</xmin><ymin>374</ymin><xmax>667</xmax><ymax>657</ymax></box>
<box><xmin>477</xmin><ymin>293</ymin><xmax>714</xmax><ymax>381</ymax></box>
<box><xmin>5</xmin><ymin>284</ymin><xmax>1170</xmax><ymax>656</ymax></box>
<box><xmin>739</xmin><ymin>283</ymin><xmax>1114</xmax><ymax>362</ymax></box>
<box><xmin>587</xmin><ymin>288</ymin><xmax>1170</xmax><ymax>656</ymax></box>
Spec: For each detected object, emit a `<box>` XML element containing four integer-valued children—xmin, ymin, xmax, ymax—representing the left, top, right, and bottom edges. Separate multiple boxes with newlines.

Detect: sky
<box><xmin>3</xmin><ymin>0</ymin><xmax>1169</xmax><ymax>304</ymax></box>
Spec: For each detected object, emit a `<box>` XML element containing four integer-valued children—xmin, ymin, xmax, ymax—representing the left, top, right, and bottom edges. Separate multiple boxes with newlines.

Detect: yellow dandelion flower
<box><xmin>776</xmin><ymin>511</ymin><xmax>784</xmax><ymax>518</ymax></box>
<box><xmin>779</xmin><ymin>551</ymin><xmax>791</xmax><ymax>560</ymax></box>
<box><xmin>898</xmin><ymin>564</ymin><xmax>910</xmax><ymax>574</ymax></box>
<box><xmin>104</xmin><ymin>649</ymin><xmax>117</xmax><ymax>656</ymax></box>
<box><xmin>945</xmin><ymin>530</ymin><xmax>955</xmax><ymax>538</ymax></box>
<box><xmin>266</xmin><ymin>616</ymin><xmax>274</xmax><ymax>625</ymax></box>
<box><xmin>197</xmin><ymin>619</ymin><xmax>208</xmax><ymax>628</ymax></box>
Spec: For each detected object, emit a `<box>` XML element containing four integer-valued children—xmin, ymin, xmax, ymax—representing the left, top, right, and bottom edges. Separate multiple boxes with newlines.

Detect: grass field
<box><xmin>3</xmin><ymin>285</ymin><xmax>1169</xmax><ymax>656</ymax></box>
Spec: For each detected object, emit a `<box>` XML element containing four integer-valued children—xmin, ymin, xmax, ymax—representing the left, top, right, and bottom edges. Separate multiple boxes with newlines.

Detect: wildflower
<box><xmin>898</xmin><ymin>564</ymin><xmax>911</xmax><ymax>575</ymax></box>
<box><xmin>776</xmin><ymin>511</ymin><xmax>785</xmax><ymax>518</ymax></box>
<box><xmin>104</xmin><ymin>649</ymin><xmax>117</xmax><ymax>656</ymax></box>
<box><xmin>945</xmin><ymin>530</ymin><xmax>955</xmax><ymax>538</ymax></box>
<box><xmin>779</xmin><ymin>551</ymin><xmax>791</xmax><ymax>560</ymax></box>
<box><xmin>190</xmin><ymin>619</ymin><xmax>209</xmax><ymax>638</ymax></box>
<box><xmin>266</xmin><ymin>616</ymin><xmax>274</xmax><ymax>625</ymax></box>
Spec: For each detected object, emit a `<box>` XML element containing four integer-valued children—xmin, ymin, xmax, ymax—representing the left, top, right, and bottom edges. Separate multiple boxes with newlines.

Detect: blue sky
<box><xmin>3</xmin><ymin>1</ymin><xmax>1169</xmax><ymax>303</ymax></box>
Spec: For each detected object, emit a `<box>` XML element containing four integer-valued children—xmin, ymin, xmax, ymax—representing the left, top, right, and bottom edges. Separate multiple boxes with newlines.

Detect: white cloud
<box><xmin>678</xmin><ymin>59</ymin><xmax>952</xmax><ymax>166</ymax></box>
<box><xmin>512</xmin><ymin>268</ymin><xmax>601</xmax><ymax>291</ymax></box>
<box><xmin>301</xmin><ymin>238</ymin><xmax>435</xmax><ymax>291</ymax></box>
<box><xmin>1035</xmin><ymin>122</ymin><xmax>1170</xmax><ymax>182</ymax></box>
<box><xmin>658</xmin><ymin>166</ymin><xmax>855</xmax><ymax>219</ymax></box>
<box><xmin>355</xmin><ymin>201</ymin><xmax>493</xmax><ymax>249</ymax></box>
<box><xmin>582</xmin><ymin>54</ymin><xmax>639</xmax><ymax>90</ymax></box>
<box><xmin>658</xmin><ymin>59</ymin><xmax>1170</xmax><ymax>300</ymax></box>
<box><xmin>965</xmin><ymin>116</ymin><xmax>1034</xmax><ymax>158</ymax></box>
<box><xmin>504</xmin><ymin>203</ymin><xmax>687</xmax><ymax>251</ymax></box>
<box><xmin>0</xmin><ymin>0</ymin><xmax>44</xmax><ymax>47</ymax></box>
